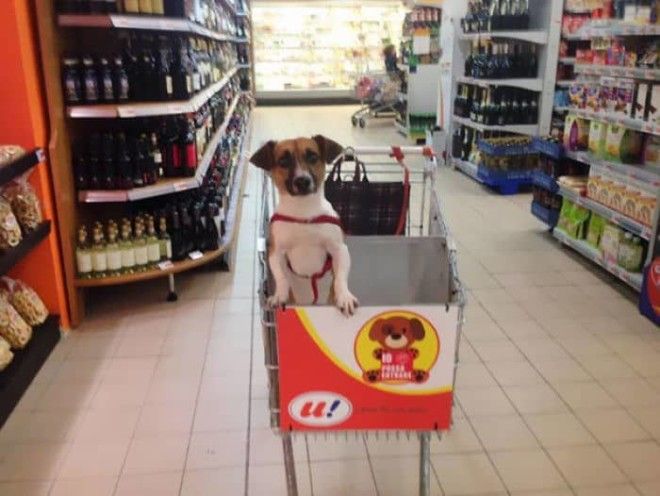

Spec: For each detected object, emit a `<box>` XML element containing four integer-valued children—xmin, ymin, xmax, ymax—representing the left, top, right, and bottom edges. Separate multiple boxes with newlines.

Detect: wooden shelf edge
<box><xmin>74</xmin><ymin>114</ymin><xmax>252</xmax><ymax>288</ymax></box>
<box><xmin>0</xmin><ymin>148</ymin><xmax>44</xmax><ymax>187</ymax></box>
<box><xmin>0</xmin><ymin>221</ymin><xmax>52</xmax><ymax>276</ymax></box>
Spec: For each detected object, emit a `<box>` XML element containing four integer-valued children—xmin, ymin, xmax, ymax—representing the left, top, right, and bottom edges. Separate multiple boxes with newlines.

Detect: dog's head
<box><xmin>250</xmin><ymin>135</ymin><xmax>343</xmax><ymax>196</ymax></box>
<box><xmin>369</xmin><ymin>317</ymin><xmax>425</xmax><ymax>350</ymax></box>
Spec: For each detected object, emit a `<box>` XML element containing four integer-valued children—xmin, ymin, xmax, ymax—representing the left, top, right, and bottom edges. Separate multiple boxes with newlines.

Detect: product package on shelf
<box><xmin>0</xmin><ymin>277</ymin><xmax>48</xmax><ymax>327</ymax></box>
<box><xmin>2</xmin><ymin>173</ymin><xmax>43</xmax><ymax>233</ymax></box>
<box><xmin>0</xmin><ymin>337</ymin><xmax>12</xmax><ymax>371</ymax></box>
<box><xmin>0</xmin><ymin>199</ymin><xmax>23</xmax><ymax>253</ymax></box>
<box><xmin>0</xmin><ymin>297</ymin><xmax>32</xmax><ymax>351</ymax></box>
<box><xmin>461</xmin><ymin>0</ymin><xmax>531</xmax><ymax>33</ymax></box>
<box><xmin>0</xmin><ymin>146</ymin><xmax>26</xmax><ymax>168</ymax></box>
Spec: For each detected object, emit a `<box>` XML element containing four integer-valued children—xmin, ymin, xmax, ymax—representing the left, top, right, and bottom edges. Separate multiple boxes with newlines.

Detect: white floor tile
<box><xmin>548</xmin><ymin>445</ymin><xmax>627</xmax><ymax>488</ymax></box>
<box><xmin>470</xmin><ymin>415</ymin><xmax>538</xmax><ymax>451</ymax></box>
<box><xmin>0</xmin><ymin>481</ymin><xmax>51</xmax><ymax>496</ymax></box>
<box><xmin>491</xmin><ymin>449</ymin><xmax>567</xmax><ymax>493</ymax></box>
<box><xmin>575</xmin><ymin>408</ymin><xmax>650</xmax><ymax>444</ymax></box>
<box><xmin>310</xmin><ymin>459</ymin><xmax>377</xmax><ymax>496</ymax></box>
<box><xmin>115</xmin><ymin>472</ymin><xmax>182</xmax><ymax>496</ymax></box>
<box><xmin>524</xmin><ymin>413</ymin><xmax>596</xmax><ymax>448</ymax></box>
<box><xmin>431</xmin><ymin>453</ymin><xmax>506</xmax><ymax>495</ymax></box>
<box><xmin>180</xmin><ymin>467</ymin><xmax>244</xmax><ymax>495</ymax></box>
<box><xmin>50</xmin><ymin>476</ymin><xmax>116</xmax><ymax>496</ymax></box>
<box><xmin>123</xmin><ymin>435</ymin><xmax>189</xmax><ymax>474</ymax></box>
<box><xmin>605</xmin><ymin>441</ymin><xmax>660</xmax><ymax>482</ymax></box>
<box><xmin>504</xmin><ymin>384</ymin><xmax>568</xmax><ymax>415</ymax></box>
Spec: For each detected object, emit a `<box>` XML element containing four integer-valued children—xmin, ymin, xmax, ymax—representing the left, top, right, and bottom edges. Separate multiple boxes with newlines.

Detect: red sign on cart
<box><xmin>277</xmin><ymin>306</ymin><xmax>459</xmax><ymax>431</ymax></box>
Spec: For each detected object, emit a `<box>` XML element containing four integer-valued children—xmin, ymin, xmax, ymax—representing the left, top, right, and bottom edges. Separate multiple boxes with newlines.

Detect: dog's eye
<box><xmin>384</xmin><ymin>326</ymin><xmax>393</xmax><ymax>335</ymax></box>
<box><xmin>277</xmin><ymin>156</ymin><xmax>292</xmax><ymax>168</ymax></box>
<box><xmin>305</xmin><ymin>151</ymin><xmax>319</xmax><ymax>163</ymax></box>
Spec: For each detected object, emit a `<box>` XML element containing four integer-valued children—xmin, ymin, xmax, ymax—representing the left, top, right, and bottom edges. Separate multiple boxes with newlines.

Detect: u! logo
<box><xmin>289</xmin><ymin>392</ymin><xmax>352</xmax><ymax>427</ymax></box>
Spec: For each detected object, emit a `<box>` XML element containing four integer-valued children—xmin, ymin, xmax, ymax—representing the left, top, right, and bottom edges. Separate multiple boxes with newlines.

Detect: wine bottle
<box><xmin>158</xmin><ymin>216</ymin><xmax>172</xmax><ymax>261</ymax></box>
<box><xmin>146</xmin><ymin>216</ymin><xmax>161</xmax><ymax>267</ymax></box>
<box><xmin>98</xmin><ymin>57</ymin><xmax>114</xmax><ymax>102</ymax></box>
<box><xmin>150</xmin><ymin>132</ymin><xmax>164</xmax><ymax>179</ymax></box>
<box><xmin>106</xmin><ymin>225</ymin><xmax>122</xmax><ymax>277</ymax></box>
<box><xmin>129</xmin><ymin>135</ymin><xmax>145</xmax><ymax>187</ymax></box>
<box><xmin>119</xmin><ymin>219</ymin><xmax>136</xmax><ymax>274</ymax></box>
<box><xmin>76</xmin><ymin>226</ymin><xmax>93</xmax><ymax>279</ymax></box>
<box><xmin>88</xmin><ymin>133</ymin><xmax>102</xmax><ymax>190</ymax></box>
<box><xmin>91</xmin><ymin>223</ymin><xmax>108</xmax><ymax>278</ymax></box>
<box><xmin>101</xmin><ymin>133</ymin><xmax>116</xmax><ymax>190</ymax></box>
<box><xmin>112</xmin><ymin>56</ymin><xmax>130</xmax><ymax>102</ymax></box>
<box><xmin>73</xmin><ymin>142</ymin><xmax>88</xmax><ymax>190</ymax></box>
<box><xmin>116</xmin><ymin>132</ymin><xmax>134</xmax><ymax>189</ymax></box>
<box><xmin>133</xmin><ymin>220</ymin><xmax>149</xmax><ymax>272</ymax></box>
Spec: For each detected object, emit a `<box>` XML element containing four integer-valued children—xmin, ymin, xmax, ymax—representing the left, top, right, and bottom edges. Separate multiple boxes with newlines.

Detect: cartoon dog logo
<box><xmin>362</xmin><ymin>316</ymin><xmax>430</xmax><ymax>384</ymax></box>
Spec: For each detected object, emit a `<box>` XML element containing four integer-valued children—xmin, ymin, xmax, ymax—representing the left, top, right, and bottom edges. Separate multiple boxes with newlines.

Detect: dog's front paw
<box><xmin>268</xmin><ymin>290</ymin><xmax>289</xmax><ymax>310</ymax></box>
<box><xmin>335</xmin><ymin>289</ymin><xmax>359</xmax><ymax>316</ymax></box>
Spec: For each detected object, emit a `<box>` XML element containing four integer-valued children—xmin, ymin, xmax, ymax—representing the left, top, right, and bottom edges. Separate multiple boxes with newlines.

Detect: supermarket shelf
<box><xmin>0</xmin><ymin>221</ymin><xmax>51</xmax><ymax>276</ymax></box>
<box><xmin>237</xmin><ymin>63</ymin><xmax>252</xmax><ymax>69</ymax></box>
<box><xmin>554</xmin><ymin>228</ymin><xmax>643</xmax><ymax>292</ymax></box>
<box><xmin>554</xmin><ymin>106</ymin><xmax>570</xmax><ymax>112</ymax></box>
<box><xmin>0</xmin><ymin>148</ymin><xmax>44</xmax><ymax>187</ymax></box>
<box><xmin>57</xmin><ymin>14</ymin><xmax>246</xmax><ymax>42</ymax></box>
<box><xmin>452</xmin><ymin>157</ymin><xmax>483</xmax><ymax>183</ymax></box>
<box><xmin>564</xmin><ymin>107</ymin><xmax>660</xmax><ymax>136</ymax></box>
<box><xmin>256</xmin><ymin>89</ymin><xmax>353</xmax><ymax>100</ymax></box>
<box><xmin>458</xmin><ymin>30</ymin><xmax>548</xmax><ymax>44</ymax></box>
<box><xmin>574</xmin><ymin>64</ymin><xmax>660</xmax><ymax>81</ymax></box>
<box><xmin>67</xmin><ymin>67</ymin><xmax>238</xmax><ymax>119</ymax></box>
<box><xmin>0</xmin><ymin>316</ymin><xmax>61</xmax><ymax>428</ymax></box>
<box><xmin>559</xmin><ymin>186</ymin><xmax>653</xmax><ymax>241</ymax></box>
<box><xmin>570</xmin><ymin>22</ymin><xmax>660</xmax><ymax>39</ymax></box>
<box><xmin>572</xmin><ymin>151</ymin><xmax>660</xmax><ymax>187</ymax></box>
<box><xmin>456</xmin><ymin>76</ymin><xmax>543</xmax><ymax>92</ymax></box>
<box><xmin>532</xmin><ymin>170</ymin><xmax>559</xmax><ymax>193</ymax></box>
<box><xmin>452</xmin><ymin>115</ymin><xmax>539</xmax><ymax>136</ymax></box>
<box><xmin>556</xmin><ymin>80</ymin><xmax>574</xmax><ymax>87</ymax></box>
<box><xmin>75</xmin><ymin>114</ymin><xmax>251</xmax><ymax>288</ymax></box>
<box><xmin>559</xmin><ymin>57</ymin><xmax>576</xmax><ymax>64</ymax></box>
<box><xmin>78</xmin><ymin>94</ymin><xmax>241</xmax><ymax>203</ymax></box>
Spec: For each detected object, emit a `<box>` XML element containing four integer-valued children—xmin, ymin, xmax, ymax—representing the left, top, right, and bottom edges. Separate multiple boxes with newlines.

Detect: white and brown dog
<box><xmin>251</xmin><ymin>135</ymin><xmax>359</xmax><ymax>316</ymax></box>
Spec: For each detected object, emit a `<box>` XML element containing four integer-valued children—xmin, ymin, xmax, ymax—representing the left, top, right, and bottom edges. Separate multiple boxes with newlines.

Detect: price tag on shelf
<box><xmin>158</xmin><ymin>261</ymin><xmax>174</xmax><ymax>271</ymax></box>
<box><xmin>173</xmin><ymin>180</ymin><xmax>193</xmax><ymax>192</ymax></box>
<box><xmin>189</xmin><ymin>251</ymin><xmax>204</xmax><ymax>261</ymax></box>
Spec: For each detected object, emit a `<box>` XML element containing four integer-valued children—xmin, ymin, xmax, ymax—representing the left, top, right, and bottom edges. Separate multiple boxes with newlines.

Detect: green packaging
<box><xmin>586</xmin><ymin>214</ymin><xmax>606</xmax><ymax>247</ymax></box>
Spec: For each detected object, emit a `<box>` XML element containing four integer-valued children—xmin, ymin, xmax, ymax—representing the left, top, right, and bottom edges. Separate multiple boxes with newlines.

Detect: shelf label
<box><xmin>189</xmin><ymin>251</ymin><xmax>204</xmax><ymax>261</ymax></box>
<box><xmin>173</xmin><ymin>180</ymin><xmax>193</xmax><ymax>192</ymax></box>
<box><xmin>158</xmin><ymin>261</ymin><xmax>174</xmax><ymax>271</ymax></box>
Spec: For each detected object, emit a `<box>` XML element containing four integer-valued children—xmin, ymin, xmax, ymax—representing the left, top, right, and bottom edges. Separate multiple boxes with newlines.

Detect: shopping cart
<box><xmin>351</xmin><ymin>72</ymin><xmax>402</xmax><ymax>129</ymax></box>
<box><xmin>258</xmin><ymin>146</ymin><xmax>466</xmax><ymax>496</ymax></box>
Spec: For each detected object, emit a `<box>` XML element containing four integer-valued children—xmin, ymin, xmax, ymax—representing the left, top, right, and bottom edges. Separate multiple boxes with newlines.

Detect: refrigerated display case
<box><xmin>252</xmin><ymin>1</ymin><xmax>406</xmax><ymax>101</ymax></box>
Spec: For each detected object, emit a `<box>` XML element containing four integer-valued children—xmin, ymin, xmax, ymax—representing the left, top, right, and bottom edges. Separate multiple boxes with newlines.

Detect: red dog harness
<box><xmin>270</xmin><ymin>213</ymin><xmax>344</xmax><ymax>304</ymax></box>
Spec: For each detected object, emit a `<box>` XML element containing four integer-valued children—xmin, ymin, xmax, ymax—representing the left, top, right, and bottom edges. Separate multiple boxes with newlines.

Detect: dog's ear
<box><xmin>410</xmin><ymin>318</ymin><xmax>425</xmax><ymax>341</ymax></box>
<box><xmin>312</xmin><ymin>135</ymin><xmax>344</xmax><ymax>164</ymax></box>
<box><xmin>250</xmin><ymin>141</ymin><xmax>276</xmax><ymax>170</ymax></box>
<box><xmin>369</xmin><ymin>319</ymin><xmax>385</xmax><ymax>341</ymax></box>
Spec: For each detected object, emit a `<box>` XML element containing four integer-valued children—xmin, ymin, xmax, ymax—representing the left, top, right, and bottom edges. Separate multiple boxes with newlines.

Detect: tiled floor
<box><xmin>1</xmin><ymin>105</ymin><xmax>659</xmax><ymax>495</ymax></box>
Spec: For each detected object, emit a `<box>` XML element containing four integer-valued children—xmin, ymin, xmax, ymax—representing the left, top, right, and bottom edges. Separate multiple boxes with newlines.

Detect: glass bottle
<box><xmin>139</xmin><ymin>0</ymin><xmax>153</xmax><ymax>14</ymax></box>
<box><xmin>116</xmin><ymin>132</ymin><xmax>134</xmax><ymax>189</ymax></box>
<box><xmin>130</xmin><ymin>135</ymin><xmax>145</xmax><ymax>188</ymax></box>
<box><xmin>113</xmin><ymin>55</ymin><xmax>130</xmax><ymax>102</ymax></box>
<box><xmin>158</xmin><ymin>216</ymin><xmax>172</xmax><ymax>260</ymax></box>
<box><xmin>181</xmin><ymin>118</ymin><xmax>198</xmax><ymax>176</ymax></box>
<box><xmin>82</xmin><ymin>55</ymin><xmax>99</xmax><ymax>103</ymax></box>
<box><xmin>156</xmin><ymin>39</ymin><xmax>174</xmax><ymax>100</ymax></box>
<box><xmin>133</xmin><ymin>220</ymin><xmax>149</xmax><ymax>271</ymax></box>
<box><xmin>152</xmin><ymin>0</ymin><xmax>164</xmax><ymax>15</ymax></box>
<box><xmin>91</xmin><ymin>224</ymin><xmax>108</xmax><ymax>278</ymax></box>
<box><xmin>138</xmin><ymin>134</ymin><xmax>156</xmax><ymax>185</ymax></box>
<box><xmin>76</xmin><ymin>226</ymin><xmax>93</xmax><ymax>279</ymax></box>
<box><xmin>106</xmin><ymin>225</ymin><xmax>122</xmax><ymax>276</ymax></box>
<box><xmin>101</xmin><ymin>133</ymin><xmax>116</xmax><ymax>190</ymax></box>
<box><xmin>205</xmin><ymin>204</ymin><xmax>220</xmax><ymax>251</ymax></box>
<box><xmin>98</xmin><ymin>57</ymin><xmax>114</xmax><ymax>102</ymax></box>
<box><xmin>73</xmin><ymin>141</ymin><xmax>88</xmax><ymax>191</ymax></box>
<box><xmin>88</xmin><ymin>133</ymin><xmax>102</xmax><ymax>190</ymax></box>
<box><xmin>124</xmin><ymin>0</ymin><xmax>139</xmax><ymax>13</ymax></box>
<box><xmin>119</xmin><ymin>219</ymin><xmax>136</xmax><ymax>274</ymax></box>
<box><xmin>62</xmin><ymin>57</ymin><xmax>83</xmax><ymax>104</ymax></box>
<box><xmin>150</xmin><ymin>132</ymin><xmax>164</xmax><ymax>178</ymax></box>
<box><xmin>146</xmin><ymin>216</ymin><xmax>161</xmax><ymax>267</ymax></box>
<box><xmin>174</xmin><ymin>37</ymin><xmax>192</xmax><ymax>100</ymax></box>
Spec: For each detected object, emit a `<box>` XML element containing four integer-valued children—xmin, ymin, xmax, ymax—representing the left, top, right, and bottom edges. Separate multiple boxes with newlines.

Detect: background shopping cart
<box><xmin>351</xmin><ymin>72</ymin><xmax>402</xmax><ymax>128</ymax></box>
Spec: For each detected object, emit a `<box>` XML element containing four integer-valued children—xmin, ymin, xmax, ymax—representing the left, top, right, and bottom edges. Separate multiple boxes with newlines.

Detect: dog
<box><xmin>250</xmin><ymin>135</ymin><xmax>359</xmax><ymax>316</ymax></box>
<box><xmin>363</xmin><ymin>316</ymin><xmax>429</xmax><ymax>383</ymax></box>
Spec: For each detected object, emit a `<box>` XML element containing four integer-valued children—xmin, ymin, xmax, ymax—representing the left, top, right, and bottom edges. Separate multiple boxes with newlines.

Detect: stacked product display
<box><xmin>0</xmin><ymin>145</ymin><xmax>60</xmax><ymax>426</ymax></box>
<box><xmin>529</xmin><ymin>0</ymin><xmax>659</xmax><ymax>307</ymax></box>
<box><xmin>451</xmin><ymin>0</ymin><xmax>562</xmax><ymax>194</ymax></box>
<box><xmin>36</xmin><ymin>0</ymin><xmax>254</xmax><ymax>323</ymax></box>
<box><xmin>252</xmin><ymin>2</ymin><xmax>405</xmax><ymax>100</ymax></box>
<box><xmin>396</xmin><ymin>4</ymin><xmax>442</xmax><ymax>142</ymax></box>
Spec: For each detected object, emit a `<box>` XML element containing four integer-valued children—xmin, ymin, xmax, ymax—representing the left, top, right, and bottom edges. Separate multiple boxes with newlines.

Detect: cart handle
<box><xmin>347</xmin><ymin>146</ymin><xmax>435</xmax><ymax>158</ymax></box>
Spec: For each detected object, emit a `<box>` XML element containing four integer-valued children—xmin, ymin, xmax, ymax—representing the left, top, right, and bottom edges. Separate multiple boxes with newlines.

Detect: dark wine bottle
<box><xmin>87</xmin><ymin>133</ymin><xmax>101</xmax><ymax>189</ymax></box>
<box><xmin>116</xmin><ymin>132</ymin><xmax>134</xmax><ymax>190</ymax></box>
<box><xmin>101</xmin><ymin>133</ymin><xmax>115</xmax><ymax>190</ymax></box>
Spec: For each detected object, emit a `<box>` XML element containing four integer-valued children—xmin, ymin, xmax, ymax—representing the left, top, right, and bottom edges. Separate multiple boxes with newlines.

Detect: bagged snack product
<box><xmin>644</xmin><ymin>135</ymin><xmax>660</xmax><ymax>166</ymax></box>
<box><xmin>564</xmin><ymin>115</ymin><xmax>590</xmax><ymax>151</ymax></box>
<box><xmin>618</xmin><ymin>233</ymin><xmax>645</xmax><ymax>273</ymax></box>
<box><xmin>600</xmin><ymin>224</ymin><xmax>623</xmax><ymax>264</ymax></box>
<box><xmin>569</xmin><ymin>83</ymin><xmax>585</xmax><ymax>109</ymax></box>
<box><xmin>610</xmin><ymin>183</ymin><xmax>627</xmax><ymax>212</ymax></box>
<box><xmin>622</xmin><ymin>188</ymin><xmax>641</xmax><ymax>219</ymax></box>
<box><xmin>636</xmin><ymin>194</ymin><xmax>656</xmax><ymax>226</ymax></box>
<box><xmin>614</xmin><ymin>79</ymin><xmax>635</xmax><ymax>117</ymax></box>
<box><xmin>586</xmin><ymin>214</ymin><xmax>606</xmax><ymax>248</ymax></box>
<box><xmin>588</xmin><ymin>120</ymin><xmax>608</xmax><ymax>156</ymax></box>
<box><xmin>587</xmin><ymin>173</ymin><xmax>601</xmax><ymax>200</ymax></box>
<box><xmin>0</xmin><ymin>197</ymin><xmax>22</xmax><ymax>251</ymax></box>
<box><xmin>1</xmin><ymin>277</ymin><xmax>48</xmax><ymax>326</ymax></box>
<box><xmin>633</xmin><ymin>83</ymin><xmax>650</xmax><ymax>121</ymax></box>
<box><xmin>3</xmin><ymin>176</ymin><xmax>43</xmax><ymax>232</ymax></box>
<box><xmin>0</xmin><ymin>296</ymin><xmax>32</xmax><ymax>349</ymax></box>
<box><xmin>0</xmin><ymin>145</ymin><xmax>26</xmax><ymax>168</ymax></box>
<box><xmin>0</xmin><ymin>336</ymin><xmax>13</xmax><ymax>371</ymax></box>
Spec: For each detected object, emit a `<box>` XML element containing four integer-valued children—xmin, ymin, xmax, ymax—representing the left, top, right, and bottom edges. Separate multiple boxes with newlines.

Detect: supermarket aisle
<box><xmin>0</xmin><ymin>105</ymin><xmax>659</xmax><ymax>496</ymax></box>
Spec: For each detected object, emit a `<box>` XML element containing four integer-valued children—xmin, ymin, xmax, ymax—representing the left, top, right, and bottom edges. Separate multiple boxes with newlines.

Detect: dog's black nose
<box><xmin>294</xmin><ymin>176</ymin><xmax>312</xmax><ymax>192</ymax></box>
<box><xmin>391</xmin><ymin>333</ymin><xmax>401</xmax><ymax>340</ymax></box>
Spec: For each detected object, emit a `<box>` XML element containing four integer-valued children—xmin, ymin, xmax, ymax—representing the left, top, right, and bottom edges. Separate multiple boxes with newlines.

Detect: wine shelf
<box><xmin>458</xmin><ymin>30</ymin><xmax>548</xmax><ymax>45</ymax></box>
<box><xmin>78</xmin><ymin>93</ymin><xmax>242</xmax><ymax>203</ymax></box>
<box><xmin>67</xmin><ymin>67</ymin><xmax>239</xmax><ymax>119</ymax></box>
<box><xmin>559</xmin><ymin>57</ymin><xmax>576</xmax><ymax>64</ymax></box>
<box><xmin>553</xmin><ymin>228</ymin><xmax>643</xmax><ymax>292</ymax></box>
<box><xmin>58</xmin><ymin>14</ymin><xmax>249</xmax><ymax>43</ymax></box>
<box><xmin>563</xmin><ymin>107</ymin><xmax>660</xmax><ymax>136</ymax></box>
<box><xmin>75</xmin><ymin>114</ymin><xmax>251</xmax><ymax>288</ymax></box>
<box><xmin>0</xmin><ymin>221</ymin><xmax>51</xmax><ymax>276</ymax></box>
<box><xmin>559</xmin><ymin>186</ymin><xmax>653</xmax><ymax>241</ymax></box>
<box><xmin>456</xmin><ymin>76</ymin><xmax>543</xmax><ymax>92</ymax></box>
<box><xmin>574</xmin><ymin>64</ymin><xmax>660</xmax><ymax>82</ymax></box>
<box><xmin>452</xmin><ymin>115</ymin><xmax>539</xmax><ymax>136</ymax></box>
<box><xmin>0</xmin><ymin>148</ymin><xmax>45</xmax><ymax>187</ymax></box>
<box><xmin>0</xmin><ymin>316</ymin><xmax>61</xmax><ymax>428</ymax></box>
<box><xmin>571</xmin><ymin>151</ymin><xmax>660</xmax><ymax>187</ymax></box>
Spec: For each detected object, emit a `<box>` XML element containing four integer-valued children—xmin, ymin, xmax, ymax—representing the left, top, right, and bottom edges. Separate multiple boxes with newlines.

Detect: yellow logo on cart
<box><xmin>354</xmin><ymin>311</ymin><xmax>440</xmax><ymax>385</ymax></box>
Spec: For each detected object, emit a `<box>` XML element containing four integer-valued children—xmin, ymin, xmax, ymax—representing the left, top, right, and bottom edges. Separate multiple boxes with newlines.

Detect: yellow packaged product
<box><xmin>609</xmin><ymin>183</ymin><xmax>627</xmax><ymax>212</ymax></box>
<box><xmin>0</xmin><ymin>296</ymin><xmax>32</xmax><ymax>349</ymax></box>
<box><xmin>0</xmin><ymin>336</ymin><xmax>13</xmax><ymax>370</ymax></box>
<box><xmin>636</xmin><ymin>195</ymin><xmax>656</xmax><ymax>226</ymax></box>
<box><xmin>622</xmin><ymin>188</ymin><xmax>641</xmax><ymax>219</ymax></box>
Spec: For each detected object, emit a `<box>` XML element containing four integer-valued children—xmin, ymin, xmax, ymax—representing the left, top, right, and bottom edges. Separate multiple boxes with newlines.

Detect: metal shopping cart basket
<box><xmin>258</xmin><ymin>146</ymin><xmax>466</xmax><ymax>496</ymax></box>
<box><xmin>351</xmin><ymin>72</ymin><xmax>402</xmax><ymax>129</ymax></box>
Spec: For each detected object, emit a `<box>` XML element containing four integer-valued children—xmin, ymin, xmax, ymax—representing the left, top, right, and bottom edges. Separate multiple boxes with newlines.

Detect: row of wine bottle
<box><xmin>454</xmin><ymin>85</ymin><xmax>539</xmax><ymax>126</ymax></box>
<box><xmin>465</xmin><ymin>40</ymin><xmax>538</xmax><ymax>80</ymax></box>
<box><xmin>462</xmin><ymin>0</ymin><xmax>531</xmax><ymax>33</ymax></box>
<box><xmin>73</xmin><ymin>82</ymin><xmax>240</xmax><ymax>190</ymax></box>
<box><xmin>63</xmin><ymin>34</ymin><xmax>247</xmax><ymax>105</ymax></box>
